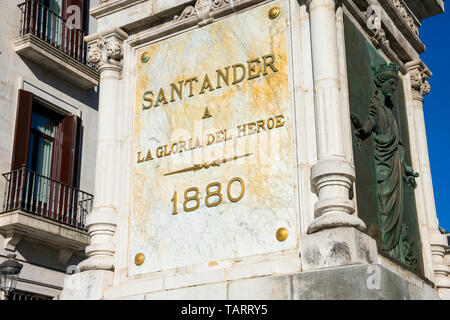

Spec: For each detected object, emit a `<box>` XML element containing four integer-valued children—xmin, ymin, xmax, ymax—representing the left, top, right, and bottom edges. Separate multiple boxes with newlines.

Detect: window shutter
<box><xmin>11</xmin><ymin>89</ymin><xmax>33</xmax><ymax>171</ymax></box>
<box><xmin>58</xmin><ymin>115</ymin><xmax>81</xmax><ymax>187</ymax></box>
<box><xmin>51</xmin><ymin>121</ymin><xmax>64</xmax><ymax>181</ymax></box>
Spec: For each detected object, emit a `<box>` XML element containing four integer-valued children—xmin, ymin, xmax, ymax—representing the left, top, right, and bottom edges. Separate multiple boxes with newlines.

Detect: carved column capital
<box><xmin>406</xmin><ymin>60</ymin><xmax>432</xmax><ymax>101</ymax></box>
<box><xmin>86</xmin><ymin>29</ymin><xmax>128</xmax><ymax>71</ymax></box>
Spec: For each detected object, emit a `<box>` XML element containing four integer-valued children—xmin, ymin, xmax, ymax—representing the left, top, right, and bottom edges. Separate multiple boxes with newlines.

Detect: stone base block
<box><xmin>291</xmin><ymin>264</ymin><xmax>438</xmax><ymax>299</ymax></box>
<box><xmin>61</xmin><ymin>270</ymin><xmax>113</xmax><ymax>300</ymax></box>
<box><xmin>438</xmin><ymin>288</ymin><xmax>450</xmax><ymax>300</ymax></box>
<box><xmin>142</xmin><ymin>264</ymin><xmax>438</xmax><ymax>300</ymax></box>
<box><xmin>300</xmin><ymin>227</ymin><xmax>378</xmax><ymax>271</ymax></box>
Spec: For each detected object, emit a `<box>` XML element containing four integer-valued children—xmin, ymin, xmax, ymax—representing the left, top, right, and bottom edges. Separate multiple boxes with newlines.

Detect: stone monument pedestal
<box><xmin>224</xmin><ymin>264</ymin><xmax>438</xmax><ymax>300</ymax></box>
<box><xmin>61</xmin><ymin>270</ymin><xmax>113</xmax><ymax>300</ymax></box>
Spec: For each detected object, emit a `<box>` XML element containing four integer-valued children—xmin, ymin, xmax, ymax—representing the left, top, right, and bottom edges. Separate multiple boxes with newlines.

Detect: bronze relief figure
<box><xmin>350</xmin><ymin>63</ymin><xmax>419</xmax><ymax>269</ymax></box>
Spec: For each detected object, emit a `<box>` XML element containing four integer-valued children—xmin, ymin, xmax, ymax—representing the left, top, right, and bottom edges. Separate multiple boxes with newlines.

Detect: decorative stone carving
<box><xmin>88</xmin><ymin>36</ymin><xmax>124</xmax><ymax>68</ymax></box>
<box><xmin>174</xmin><ymin>5</ymin><xmax>196</xmax><ymax>21</ymax></box>
<box><xmin>195</xmin><ymin>0</ymin><xmax>214</xmax><ymax>26</ymax></box>
<box><xmin>174</xmin><ymin>0</ymin><xmax>236</xmax><ymax>26</ymax></box>
<box><xmin>368</xmin><ymin>26</ymin><xmax>390</xmax><ymax>49</ymax></box>
<box><xmin>360</xmin><ymin>8</ymin><xmax>390</xmax><ymax>49</ymax></box>
<box><xmin>410</xmin><ymin>67</ymin><xmax>431</xmax><ymax>98</ymax></box>
<box><xmin>389</xmin><ymin>0</ymin><xmax>419</xmax><ymax>36</ymax></box>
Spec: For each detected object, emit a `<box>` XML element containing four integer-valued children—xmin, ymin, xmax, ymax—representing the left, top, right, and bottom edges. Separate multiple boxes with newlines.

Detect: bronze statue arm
<box><xmin>350</xmin><ymin>113</ymin><xmax>374</xmax><ymax>140</ymax></box>
<box><xmin>399</xmin><ymin>142</ymin><xmax>419</xmax><ymax>188</ymax></box>
<box><xmin>350</xmin><ymin>90</ymin><xmax>380</xmax><ymax>140</ymax></box>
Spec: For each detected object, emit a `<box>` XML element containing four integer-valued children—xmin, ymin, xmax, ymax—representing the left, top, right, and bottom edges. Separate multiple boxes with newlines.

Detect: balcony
<box><xmin>0</xmin><ymin>168</ymin><xmax>92</xmax><ymax>258</ymax></box>
<box><xmin>13</xmin><ymin>0</ymin><xmax>99</xmax><ymax>89</ymax></box>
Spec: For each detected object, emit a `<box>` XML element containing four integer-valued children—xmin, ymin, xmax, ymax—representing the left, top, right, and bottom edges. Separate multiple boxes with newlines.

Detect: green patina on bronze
<box><xmin>344</xmin><ymin>15</ymin><xmax>423</xmax><ymax>273</ymax></box>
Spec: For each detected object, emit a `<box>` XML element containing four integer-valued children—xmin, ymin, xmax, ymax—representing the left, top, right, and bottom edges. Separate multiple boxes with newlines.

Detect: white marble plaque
<box><xmin>130</xmin><ymin>0</ymin><xmax>297</xmax><ymax>275</ymax></box>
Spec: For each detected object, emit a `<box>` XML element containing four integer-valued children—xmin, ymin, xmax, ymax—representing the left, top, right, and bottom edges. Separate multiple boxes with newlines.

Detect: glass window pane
<box><xmin>31</xmin><ymin>112</ymin><xmax>55</xmax><ymax>137</ymax></box>
<box><xmin>37</xmin><ymin>137</ymin><xmax>53</xmax><ymax>178</ymax></box>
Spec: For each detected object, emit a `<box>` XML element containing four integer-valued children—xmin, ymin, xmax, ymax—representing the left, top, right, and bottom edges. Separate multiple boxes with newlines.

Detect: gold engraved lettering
<box><xmin>232</xmin><ymin>63</ymin><xmax>246</xmax><ymax>84</ymax></box>
<box><xmin>199</xmin><ymin>74</ymin><xmax>215</xmax><ymax>94</ymax></box>
<box><xmin>171</xmin><ymin>191</ymin><xmax>178</xmax><ymax>215</ymax></box>
<box><xmin>205</xmin><ymin>182</ymin><xmax>222</xmax><ymax>207</ymax></box>
<box><xmin>142</xmin><ymin>90</ymin><xmax>154</xmax><ymax>109</ymax></box>
<box><xmin>156</xmin><ymin>146</ymin><xmax>164</xmax><ymax>158</ymax></box>
<box><xmin>207</xmin><ymin>133</ymin><xmax>215</xmax><ymax>145</ymax></box>
<box><xmin>184</xmin><ymin>77</ymin><xmax>198</xmax><ymax>97</ymax></box>
<box><xmin>247</xmin><ymin>122</ymin><xmax>257</xmax><ymax>135</ymax></box>
<box><xmin>171</xmin><ymin>142</ymin><xmax>179</xmax><ymax>154</ymax></box>
<box><xmin>224</xmin><ymin>129</ymin><xmax>233</xmax><ymax>141</ymax></box>
<box><xmin>171</xmin><ymin>178</ymin><xmax>245</xmax><ymax>214</ymax></box>
<box><xmin>183</xmin><ymin>187</ymin><xmax>200</xmax><ymax>212</ymax></box>
<box><xmin>247</xmin><ymin>58</ymin><xmax>262</xmax><ymax>80</ymax></box>
<box><xmin>170</xmin><ymin>81</ymin><xmax>184</xmax><ymax>102</ymax></box>
<box><xmin>216</xmin><ymin>66</ymin><xmax>230</xmax><ymax>89</ymax></box>
<box><xmin>215</xmin><ymin>130</ymin><xmax>225</xmax><ymax>143</ymax></box>
<box><xmin>145</xmin><ymin>149</ymin><xmax>154</xmax><ymax>161</ymax></box>
<box><xmin>257</xmin><ymin>120</ymin><xmax>266</xmax><ymax>133</ymax></box>
<box><xmin>237</xmin><ymin>124</ymin><xmax>247</xmax><ymax>137</ymax></box>
<box><xmin>262</xmin><ymin>54</ymin><xmax>279</xmax><ymax>75</ymax></box>
<box><xmin>179</xmin><ymin>140</ymin><xmax>187</xmax><ymax>152</ymax></box>
<box><xmin>141</xmin><ymin>53</ymin><xmax>279</xmax><ymax>109</ymax></box>
<box><xmin>154</xmin><ymin>88</ymin><xmax>169</xmax><ymax>107</ymax></box>
<box><xmin>163</xmin><ymin>144</ymin><xmax>172</xmax><ymax>157</ymax></box>
<box><xmin>227</xmin><ymin>177</ymin><xmax>245</xmax><ymax>202</ymax></box>
<box><xmin>202</xmin><ymin>107</ymin><xmax>212</xmax><ymax>119</ymax></box>
<box><xmin>275</xmin><ymin>114</ymin><xmax>285</xmax><ymax>128</ymax></box>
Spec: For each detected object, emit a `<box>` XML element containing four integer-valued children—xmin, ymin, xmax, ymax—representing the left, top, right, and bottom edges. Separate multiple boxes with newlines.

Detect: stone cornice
<box><xmin>346</xmin><ymin>0</ymin><xmax>425</xmax><ymax>55</ymax></box>
<box><xmin>127</xmin><ymin>0</ymin><xmax>265</xmax><ymax>47</ymax></box>
<box><xmin>85</xmin><ymin>28</ymin><xmax>129</xmax><ymax>70</ymax></box>
<box><xmin>381</xmin><ymin>0</ymin><xmax>424</xmax><ymax>54</ymax></box>
<box><xmin>90</xmin><ymin>0</ymin><xmax>149</xmax><ymax>19</ymax></box>
<box><xmin>406</xmin><ymin>59</ymin><xmax>432</xmax><ymax>101</ymax></box>
<box><xmin>173</xmin><ymin>0</ymin><xmax>243</xmax><ymax>26</ymax></box>
<box><xmin>386</xmin><ymin>0</ymin><xmax>420</xmax><ymax>36</ymax></box>
<box><xmin>342</xmin><ymin>0</ymin><xmax>408</xmax><ymax>73</ymax></box>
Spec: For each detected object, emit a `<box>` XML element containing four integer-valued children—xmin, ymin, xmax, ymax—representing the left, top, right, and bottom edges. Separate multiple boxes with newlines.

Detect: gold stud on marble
<box><xmin>141</xmin><ymin>52</ymin><xmax>150</xmax><ymax>63</ymax></box>
<box><xmin>276</xmin><ymin>227</ymin><xmax>288</xmax><ymax>241</ymax></box>
<box><xmin>134</xmin><ymin>253</ymin><xmax>145</xmax><ymax>266</ymax></box>
<box><xmin>268</xmin><ymin>7</ymin><xmax>280</xmax><ymax>19</ymax></box>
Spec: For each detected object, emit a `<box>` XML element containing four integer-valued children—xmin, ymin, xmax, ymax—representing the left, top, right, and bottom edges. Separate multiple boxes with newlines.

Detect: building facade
<box><xmin>60</xmin><ymin>0</ymin><xmax>450</xmax><ymax>300</ymax></box>
<box><xmin>0</xmin><ymin>0</ymin><xmax>98</xmax><ymax>299</ymax></box>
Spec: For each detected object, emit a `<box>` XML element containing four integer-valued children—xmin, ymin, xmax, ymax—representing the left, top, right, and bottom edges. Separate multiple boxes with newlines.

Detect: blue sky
<box><xmin>420</xmin><ymin>8</ymin><xmax>450</xmax><ymax>231</ymax></box>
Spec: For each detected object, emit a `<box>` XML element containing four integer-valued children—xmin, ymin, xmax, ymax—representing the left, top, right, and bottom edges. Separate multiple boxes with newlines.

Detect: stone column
<box><xmin>79</xmin><ymin>29</ymin><xmax>128</xmax><ymax>272</ymax></box>
<box><xmin>300</xmin><ymin>0</ymin><xmax>377</xmax><ymax>271</ymax></box>
<box><xmin>61</xmin><ymin>29</ymin><xmax>128</xmax><ymax>300</ymax></box>
<box><xmin>406</xmin><ymin>60</ymin><xmax>450</xmax><ymax>298</ymax></box>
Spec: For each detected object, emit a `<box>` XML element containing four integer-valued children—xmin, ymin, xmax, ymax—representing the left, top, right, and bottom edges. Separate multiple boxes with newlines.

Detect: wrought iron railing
<box><xmin>18</xmin><ymin>0</ymin><xmax>92</xmax><ymax>68</ymax></box>
<box><xmin>1</xmin><ymin>167</ymin><xmax>92</xmax><ymax>230</ymax></box>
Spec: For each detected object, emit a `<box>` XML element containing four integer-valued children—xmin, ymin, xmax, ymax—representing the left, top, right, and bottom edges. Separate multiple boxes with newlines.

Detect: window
<box><xmin>11</xmin><ymin>89</ymin><xmax>82</xmax><ymax>187</ymax></box>
<box><xmin>10</xmin><ymin>89</ymin><xmax>82</xmax><ymax>218</ymax></box>
<box><xmin>3</xmin><ymin>89</ymin><xmax>85</xmax><ymax>227</ymax></box>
